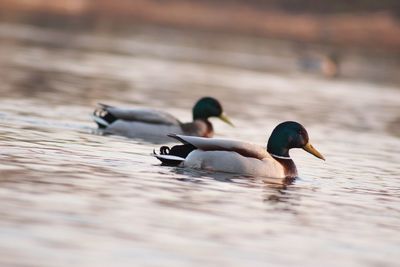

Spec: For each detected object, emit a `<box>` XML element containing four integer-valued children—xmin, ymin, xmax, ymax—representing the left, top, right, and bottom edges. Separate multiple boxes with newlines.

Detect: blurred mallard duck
<box><xmin>298</xmin><ymin>51</ymin><xmax>340</xmax><ymax>78</ymax></box>
<box><xmin>93</xmin><ymin>97</ymin><xmax>233</xmax><ymax>141</ymax></box>
<box><xmin>154</xmin><ymin>121</ymin><xmax>324</xmax><ymax>178</ymax></box>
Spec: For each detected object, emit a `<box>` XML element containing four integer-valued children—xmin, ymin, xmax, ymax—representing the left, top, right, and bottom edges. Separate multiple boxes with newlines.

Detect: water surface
<box><xmin>0</xmin><ymin>23</ymin><xmax>400</xmax><ymax>267</ymax></box>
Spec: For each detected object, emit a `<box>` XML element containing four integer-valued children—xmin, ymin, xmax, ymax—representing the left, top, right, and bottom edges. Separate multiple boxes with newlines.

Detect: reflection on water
<box><xmin>0</xmin><ymin>23</ymin><xmax>400</xmax><ymax>267</ymax></box>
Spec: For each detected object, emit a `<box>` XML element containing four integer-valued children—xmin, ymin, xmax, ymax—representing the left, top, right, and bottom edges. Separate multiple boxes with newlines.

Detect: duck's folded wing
<box><xmin>100</xmin><ymin>104</ymin><xmax>180</xmax><ymax>125</ymax></box>
<box><xmin>168</xmin><ymin>134</ymin><xmax>269</xmax><ymax>160</ymax></box>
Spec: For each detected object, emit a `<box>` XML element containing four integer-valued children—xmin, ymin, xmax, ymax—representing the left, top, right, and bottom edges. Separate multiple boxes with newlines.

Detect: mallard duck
<box><xmin>153</xmin><ymin>121</ymin><xmax>325</xmax><ymax>178</ymax></box>
<box><xmin>93</xmin><ymin>97</ymin><xmax>233</xmax><ymax>141</ymax></box>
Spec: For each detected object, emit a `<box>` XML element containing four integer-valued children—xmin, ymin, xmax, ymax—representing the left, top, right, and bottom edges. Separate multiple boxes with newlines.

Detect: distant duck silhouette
<box><xmin>298</xmin><ymin>51</ymin><xmax>340</xmax><ymax>78</ymax></box>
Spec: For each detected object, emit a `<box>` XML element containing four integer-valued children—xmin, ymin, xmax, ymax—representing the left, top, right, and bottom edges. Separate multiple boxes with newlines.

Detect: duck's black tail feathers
<box><xmin>153</xmin><ymin>144</ymin><xmax>196</xmax><ymax>166</ymax></box>
<box><xmin>92</xmin><ymin>104</ymin><xmax>118</xmax><ymax>129</ymax></box>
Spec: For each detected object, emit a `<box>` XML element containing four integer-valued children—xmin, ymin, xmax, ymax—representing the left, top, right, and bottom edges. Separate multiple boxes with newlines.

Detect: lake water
<box><xmin>0</xmin><ymin>23</ymin><xmax>399</xmax><ymax>267</ymax></box>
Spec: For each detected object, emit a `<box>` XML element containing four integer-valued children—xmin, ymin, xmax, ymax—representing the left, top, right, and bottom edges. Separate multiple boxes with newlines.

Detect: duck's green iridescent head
<box><xmin>267</xmin><ymin>121</ymin><xmax>325</xmax><ymax>160</ymax></box>
<box><xmin>192</xmin><ymin>97</ymin><xmax>234</xmax><ymax>126</ymax></box>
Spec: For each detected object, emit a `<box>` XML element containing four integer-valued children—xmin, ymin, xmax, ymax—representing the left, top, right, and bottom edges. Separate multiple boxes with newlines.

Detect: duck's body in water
<box><xmin>92</xmin><ymin>97</ymin><xmax>233</xmax><ymax>142</ymax></box>
<box><xmin>154</xmin><ymin>121</ymin><xmax>325</xmax><ymax>178</ymax></box>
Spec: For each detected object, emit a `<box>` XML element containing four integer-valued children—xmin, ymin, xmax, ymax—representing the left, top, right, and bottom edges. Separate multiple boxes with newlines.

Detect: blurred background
<box><xmin>0</xmin><ymin>1</ymin><xmax>400</xmax><ymax>267</ymax></box>
<box><xmin>0</xmin><ymin>0</ymin><xmax>400</xmax><ymax>84</ymax></box>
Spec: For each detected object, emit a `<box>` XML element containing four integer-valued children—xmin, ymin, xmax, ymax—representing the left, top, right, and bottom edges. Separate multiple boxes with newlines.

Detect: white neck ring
<box><xmin>270</xmin><ymin>154</ymin><xmax>291</xmax><ymax>160</ymax></box>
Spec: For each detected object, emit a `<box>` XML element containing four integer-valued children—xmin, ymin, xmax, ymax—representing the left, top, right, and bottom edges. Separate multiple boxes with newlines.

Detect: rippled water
<box><xmin>0</xmin><ymin>23</ymin><xmax>400</xmax><ymax>267</ymax></box>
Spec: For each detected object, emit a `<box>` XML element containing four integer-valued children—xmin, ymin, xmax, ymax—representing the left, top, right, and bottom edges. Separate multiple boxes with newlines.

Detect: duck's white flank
<box><xmin>105</xmin><ymin>121</ymin><xmax>182</xmax><ymax>139</ymax></box>
<box><xmin>183</xmin><ymin>150</ymin><xmax>286</xmax><ymax>178</ymax></box>
<box><xmin>167</xmin><ymin>135</ymin><xmax>287</xmax><ymax>178</ymax></box>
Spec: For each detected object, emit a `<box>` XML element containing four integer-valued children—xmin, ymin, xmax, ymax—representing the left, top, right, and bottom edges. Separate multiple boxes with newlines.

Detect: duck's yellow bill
<box><xmin>219</xmin><ymin>113</ymin><xmax>234</xmax><ymax>127</ymax></box>
<box><xmin>303</xmin><ymin>142</ymin><xmax>325</xmax><ymax>161</ymax></box>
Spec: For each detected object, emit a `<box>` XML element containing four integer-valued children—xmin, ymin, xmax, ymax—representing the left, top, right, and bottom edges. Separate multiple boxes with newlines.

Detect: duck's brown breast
<box><xmin>181</xmin><ymin>120</ymin><xmax>214</xmax><ymax>137</ymax></box>
<box><xmin>274</xmin><ymin>158</ymin><xmax>298</xmax><ymax>178</ymax></box>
